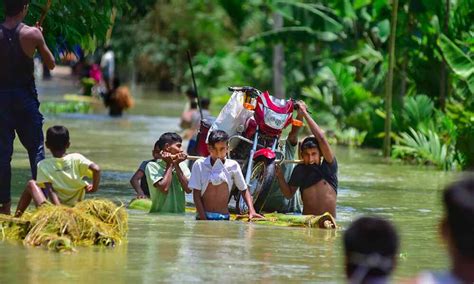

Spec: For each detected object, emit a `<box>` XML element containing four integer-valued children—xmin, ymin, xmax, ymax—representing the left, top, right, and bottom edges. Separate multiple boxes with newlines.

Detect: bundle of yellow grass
<box><xmin>114</xmin><ymin>86</ymin><xmax>134</xmax><ymax>109</ymax></box>
<box><xmin>0</xmin><ymin>199</ymin><xmax>127</xmax><ymax>253</ymax></box>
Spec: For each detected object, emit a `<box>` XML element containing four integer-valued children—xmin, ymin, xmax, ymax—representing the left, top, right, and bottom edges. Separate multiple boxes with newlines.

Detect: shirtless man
<box><xmin>276</xmin><ymin>102</ymin><xmax>338</xmax><ymax>217</ymax></box>
<box><xmin>189</xmin><ymin>130</ymin><xmax>263</xmax><ymax>220</ymax></box>
<box><xmin>0</xmin><ymin>0</ymin><xmax>55</xmax><ymax>214</ymax></box>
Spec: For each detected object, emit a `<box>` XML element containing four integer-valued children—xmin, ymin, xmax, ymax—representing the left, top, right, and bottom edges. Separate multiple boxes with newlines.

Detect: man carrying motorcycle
<box><xmin>276</xmin><ymin>102</ymin><xmax>338</xmax><ymax>217</ymax></box>
<box><xmin>260</xmin><ymin>101</ymin><xmax>306</xmax><ymax>213</ymax></box>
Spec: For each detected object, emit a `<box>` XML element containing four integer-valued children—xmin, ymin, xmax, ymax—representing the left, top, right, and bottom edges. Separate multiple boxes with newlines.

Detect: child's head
<box><xmin>157</xmin><ymin>132</ymin><xmax>183</xmax><ymax>155</ymax></box>
<box><xmin>300</xmin><ymin>137</ymin><xmax>321</xmax><ymax>165</ymax></box>
<box><xmin>442</xmin><ymin>175</ymin><xmax>474</xmax><ymax>260</ymax></box>
<box><xmin>4</xmin><ymin>0</ymin><xmax>29</xmax><ymax>17</ymax></box>
<box><xmin>185</xmin><ymin>89</ymin><xmax>197</xmax><ymax>101</ymax></box>
<box><xmin>201</xmin><ymin>98</ymin><xmax>211</xmax><ymax>110</ymax></box>
<box><xmin>207</xmin><ymin>130</ymin><xmax>229</xmax><ymax>160</ymax></box>
<box><xmin>343</xmin><ymin>216</ymin><xmax>399</xmax><ymax>282</ymax></box>
<box><xmin>113</xmin><ymin>77</ymin><xmax>121</xmax><ymax>90</ymax></box>
<box><xmin>152</xmin><ymin>140</ymin><xmax>161</xmax><ymax>160</ymax></box>
<box><xmin>45</xmin><ymin>125</ymin><xmax>70</xmax><ymax>152</ymax></box>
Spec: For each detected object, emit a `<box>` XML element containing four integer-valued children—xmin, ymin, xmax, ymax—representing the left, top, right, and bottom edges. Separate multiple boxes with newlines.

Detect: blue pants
<box><xmin>0</xmin><ymin>87</ymin><xmax>45</xmax><ymax>204</ymax></box>
<box><xmin>196</xmin><ymin>212</ymin><xmax>230</xmax><ymax>221</ymax></box>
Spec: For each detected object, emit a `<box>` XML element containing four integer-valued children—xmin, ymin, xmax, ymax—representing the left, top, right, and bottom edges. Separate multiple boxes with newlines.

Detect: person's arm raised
<box><xmin>287</xmin><ymin>101</ymin><xmax>305</xmax><ymax>146</ymax></box>
<box><xmin>300</xmin><ymin>103</ymin><xmax>335</xmax><ymax>164</ymax></box>
<box><xmin>34</xmin><ymin>24</ymin><xmax>55</xmax><ymax>70</ymax></box>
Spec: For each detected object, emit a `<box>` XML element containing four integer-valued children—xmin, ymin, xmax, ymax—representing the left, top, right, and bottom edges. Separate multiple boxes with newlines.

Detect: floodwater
<box><xmin>0</xmin><ymin>71</ymin><xmax>458</xmax><ymax>283</ymax></box>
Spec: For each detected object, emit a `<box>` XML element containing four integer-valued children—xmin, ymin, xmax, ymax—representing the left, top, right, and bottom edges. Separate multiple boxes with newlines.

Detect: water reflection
<box><xmin>1</xmin><ymin>87</ymin><xmax>459</xmax><ymax>282</ymax></box>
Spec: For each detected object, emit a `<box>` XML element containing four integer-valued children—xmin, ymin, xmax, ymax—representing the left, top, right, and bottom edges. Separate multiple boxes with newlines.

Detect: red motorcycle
<box><xmin>197</xmin><ymin>86</ymin><xmax>303</xmax><ymax>213</ymax></box>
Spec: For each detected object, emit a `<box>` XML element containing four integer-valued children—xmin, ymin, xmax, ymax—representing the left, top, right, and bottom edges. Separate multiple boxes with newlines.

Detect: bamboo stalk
<box><xmin>38</xmin><ymin>0</ymin><xmax>52</xmax><ymax>26</ymax></box>
<box><xmin>233</xmin><ymin>212</ymin><xmax>336</xmax><ymax>229</ymax></box>
<box><xmin>383</xmin><ymin>0</ymin><xmax>399</xmax><ymax>157</ymax></box>
<box><xmin>186</xmin><ymin>155</ymin><xmax>303</xmax><ymax>164</ymax></box>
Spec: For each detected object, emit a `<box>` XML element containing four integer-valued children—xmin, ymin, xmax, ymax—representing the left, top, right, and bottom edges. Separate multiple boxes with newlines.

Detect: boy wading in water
<box><xmin>189</xmin><ymin>130</ymin><xmax>263</xmax><ymax>220</ymax></box>
<box><xmin>276</xmin><ymin>102</ymin><xmax>338</xmax><ymax>218</ymax></box>
<box><xmin>129</xmin><ymin>144</ymin><xmax>162</xmax><ymax>199</ymax></box>
<box><xmin>145</xmin><ymin>133</ymin><xmax>191</xmax><ymax>213</ymax></box>
<box><xmin>15</xmin><ymin>126</ymin><xmax>101</xmax><ymax>216</ymax></box>
<box><xmin>0</xmin><ymin>0</ymin><xmax>55</xmax><ymax>214</ymax></box>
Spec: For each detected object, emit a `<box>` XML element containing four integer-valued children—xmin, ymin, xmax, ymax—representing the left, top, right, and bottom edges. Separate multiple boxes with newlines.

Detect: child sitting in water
<box><xmin>276</xmin><ymin>102</ymin><xmax>338</xmax><ymax>217</ymax></box>
<box><xmin>189</xmin><ymin>130</ymin><xmax>263</xmax><ymax>221</ymax></box>
<box><xmin>129</xmin><ymin>143</ymin><xmax>161</xmax><ymax>199</ymax></box>
<box><xmin>145</xmin><ymin>132</ymin><xmax>191</xmax><ymax>213</ymax></box>
<box><xmin>15</xmin><ymin>126</ymin><xmax>101</xmax><ymax>216</ymax></box>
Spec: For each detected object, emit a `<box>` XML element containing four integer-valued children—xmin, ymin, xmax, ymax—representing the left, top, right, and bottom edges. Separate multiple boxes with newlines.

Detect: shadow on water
<box><xmin>1</xmin><ymin>83</ymin><xmax>459</xmax><ymax>282</ymax></box>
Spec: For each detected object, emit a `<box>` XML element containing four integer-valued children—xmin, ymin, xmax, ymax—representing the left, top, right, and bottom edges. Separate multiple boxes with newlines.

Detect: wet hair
<box><xmin>344</xmin><ymin>216</ymin><xmax>399</xmax><ymax>281</ymax></box>
<box><xmin>113</xmin><ymin>77</ymin><xmax>121</xmax><ymax>90</ymax></box>
<box><xmin>157</xmin><ymin>132</ymin><xmax>182</xmax><ymax>150</ymax></box>
<box><xmin>186</xmin><ymin>89</ymin><xmax>197</xmax><ymax>99</ymax></box>
<box><xmin>443</xmin><ymin>175</ymin><xmax>474</xmax><ymax>258</ymax></box>
<box><xmin>301</xmin><ymin>136</ymin><xmax>320</xmax><ymax>152</ymax></box>
<box><xmin>46</xmin><ymin>125</ymin><xmax>70</xmax><ymax>151</ymax></box>
<box><xmin>201</xmin><ymin>98</ymin><xmax>210</xmax><ymax>109</ymax></box>
<box><xmin>4</xmin><ymin>0</ymin><xmax>29</xmax><ymax>16</ymax></box>
<box><xmin>208</xmin><ymin>130</ymin><xmax>229</xmax><ymax>147</ymax></box>
<box><xmin>153</xmin><ymin>140</ymin><xmax>160</xmax><ymax>151</ymax></box>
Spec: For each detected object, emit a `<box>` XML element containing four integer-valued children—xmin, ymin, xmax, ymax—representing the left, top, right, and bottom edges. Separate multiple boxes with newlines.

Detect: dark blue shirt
<box><xmin>288</xmin><ymin>158</ymin><xmax>338</xmax><ymax>193</ymax></box>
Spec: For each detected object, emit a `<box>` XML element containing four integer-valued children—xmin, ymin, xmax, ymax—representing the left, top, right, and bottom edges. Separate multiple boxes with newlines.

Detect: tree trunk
<box><xmin>273</xmin><ymin>13</ymin><xmax>285</xmax><ymax>99</ymax></box>
<box><xmin>105</xmin><ymin>7</ymin><xmax>117</xmax><ymax>46</ymax></box>
<box><xmin>439</xmin><ymin>0</ymin><xmax>450</xmax><ymax>111</ymax></box>
<box><xmin>383</xmin><ymin>0</ymin><xmax>399</xmax><ymax>158</ymax></box>
<box><xmin>399</xmin><ymin>58</ymin><xmax>407</xmax><ymax>99</ymax></box>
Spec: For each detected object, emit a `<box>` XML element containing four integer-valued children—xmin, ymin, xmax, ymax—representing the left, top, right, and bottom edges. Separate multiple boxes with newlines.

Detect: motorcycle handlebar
<box><xmin>229</xmin><ymin>87</ymin><xmax>312</xmax><ymax>114</ymax></box>
<box><xmin>228</xmin><ymin>86</ymin><xmax>261</xmax><ymax>95</ymax></box>
<box><xmin>291</xmin><ymin>98</ymin><xmax>312</xmax><ymax>114</ymax></box>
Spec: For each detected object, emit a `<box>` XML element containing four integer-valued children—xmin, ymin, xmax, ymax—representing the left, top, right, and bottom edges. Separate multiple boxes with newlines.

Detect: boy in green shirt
<box><xmin>145</xmin><ymin>132</ymin><xmax>191</xmax><ymax>213</ymax></box>
<box><xmin>15</xmin><ymin>125</ymin><xmax>101</xmax><ymax>216</ymax></box>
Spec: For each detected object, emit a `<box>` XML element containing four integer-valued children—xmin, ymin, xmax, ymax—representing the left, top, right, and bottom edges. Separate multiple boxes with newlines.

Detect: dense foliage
<box><xmin>0</xmin><ymin>0</ymin><xmax>129</xmax><ymax>52</ymax></box>
<box><xmin>112</xmin><ymin>0</ymin><xmax>471</xmax><ymax>170</ymax></box>
<box><xmin>2</xmin><ymin>0</ymin><xmax>472</xmax><ymax>170</ymax></box>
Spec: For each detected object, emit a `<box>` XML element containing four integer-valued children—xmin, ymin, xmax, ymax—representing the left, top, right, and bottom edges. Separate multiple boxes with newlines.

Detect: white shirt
<box><xmin>416</xmin><ymin>271</ymin><xmax>463</xmax><ymax>284</ymax></box>
<box><xmin>100</xmin><ymin>50</ymin><xmax>115</xmax><ymax>78</ymax></box>
<box><xmin>188</xmin><ymin>157</ymin><xmax>247</xmax><ymax>196</ymax></box>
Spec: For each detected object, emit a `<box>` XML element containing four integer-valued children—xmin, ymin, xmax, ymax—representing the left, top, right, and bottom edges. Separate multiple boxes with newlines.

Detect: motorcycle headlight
<box><xmin>264</xmin><ymin>107</ymin><xmax>288</xmax><ymax>130</ymax></box>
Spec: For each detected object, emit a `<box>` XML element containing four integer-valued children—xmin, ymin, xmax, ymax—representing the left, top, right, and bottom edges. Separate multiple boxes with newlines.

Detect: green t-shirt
<box><xmin>145</xmin><ymin>160</ymin><xmax>191</xmax><ymax>213</ymax></box>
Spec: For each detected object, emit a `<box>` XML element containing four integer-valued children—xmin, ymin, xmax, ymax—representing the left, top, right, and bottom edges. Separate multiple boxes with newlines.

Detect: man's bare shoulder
<box><xmin>21</xmin><ymin>25</ymin><xmax>43</xmax><ymax>41</ymax></box>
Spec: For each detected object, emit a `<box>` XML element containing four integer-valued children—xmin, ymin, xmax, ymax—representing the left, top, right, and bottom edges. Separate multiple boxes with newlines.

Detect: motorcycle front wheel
<box><xmin>237</xmin><ymin>159</ymin><xmax>275</xmax><ymax>214</ymax></box>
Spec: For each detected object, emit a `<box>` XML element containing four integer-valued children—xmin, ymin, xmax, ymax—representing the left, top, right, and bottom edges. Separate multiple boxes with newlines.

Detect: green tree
<box><xmin>0</xmin><ymin>0</ymin><xmax>129</xmax><ymax>52</ymax></box>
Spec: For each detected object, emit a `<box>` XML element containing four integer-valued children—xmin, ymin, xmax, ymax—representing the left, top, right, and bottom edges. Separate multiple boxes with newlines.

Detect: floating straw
<box><xmin>0</xmin><ymin>199</ymin><xmax>128</xmax><ymax>253</ymax></box>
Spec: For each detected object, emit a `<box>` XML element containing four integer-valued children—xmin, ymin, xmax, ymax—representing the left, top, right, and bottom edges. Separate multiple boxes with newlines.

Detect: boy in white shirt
<box><xmin>189</xmin><ymin>130</ymin><xmax>263</xmax><ymax>221</ymax></box>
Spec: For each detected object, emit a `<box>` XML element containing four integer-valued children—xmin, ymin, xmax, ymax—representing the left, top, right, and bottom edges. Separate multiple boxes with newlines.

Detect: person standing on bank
<box><xmin>0</xmin><ymin>0</ymin><xmax>55</xmax><ymax>214</ymax></box>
